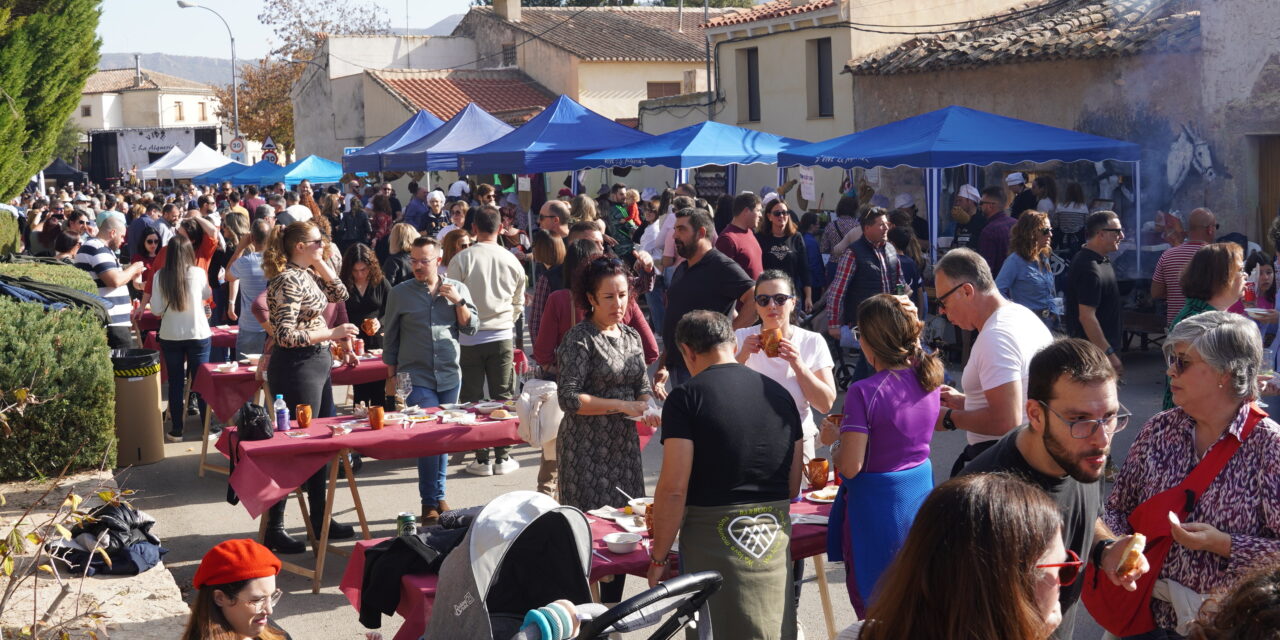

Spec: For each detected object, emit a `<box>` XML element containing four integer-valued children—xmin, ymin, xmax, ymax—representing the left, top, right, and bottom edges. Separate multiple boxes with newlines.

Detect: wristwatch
<box><xmin>1091</xmin><ymin>538</ymin><xmax>1116</xmax><ymax>567</ymax></box>
<box><xmin>1104</xmin><ymin>346</ymin><xmax>1116</xmax><ymax>356</ymax></box>
<box><xmin>942</xmin><ymin>408</ymin><xmax>956</xmax><ymax>431</ymax></box>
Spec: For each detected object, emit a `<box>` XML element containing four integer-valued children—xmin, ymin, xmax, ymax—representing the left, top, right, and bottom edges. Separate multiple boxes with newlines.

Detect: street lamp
<box><xmin>177</xmin><ymin>0</ymin><xmax>240</xmax><ymax>156</ymax></box>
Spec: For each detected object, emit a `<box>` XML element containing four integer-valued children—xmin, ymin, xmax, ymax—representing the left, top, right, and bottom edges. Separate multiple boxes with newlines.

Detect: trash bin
<box><xmin>111</xmin><ymin>348</ymin><xmax>164</xmax><ymax>466</ymax></box>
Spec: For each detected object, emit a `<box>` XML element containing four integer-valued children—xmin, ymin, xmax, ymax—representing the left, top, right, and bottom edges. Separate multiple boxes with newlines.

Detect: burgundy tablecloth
<box><xmin>340</xmin><ymin>500</ymin><xmax>831</xmax><ymax>640</ymax></box>
<box><xmin>214</xmin><ymin>412</ymin><xmax>524</xmax><ymax>519</ymax></box>
<box><xmin>193</xmin><ymin>356</ymin><xmax>390</xmax><ymax>424</ymax></box>
<box><xmin>138</xmin><ymin>310</ymin><xmax>160</xmax><ymax>333</ymax></box>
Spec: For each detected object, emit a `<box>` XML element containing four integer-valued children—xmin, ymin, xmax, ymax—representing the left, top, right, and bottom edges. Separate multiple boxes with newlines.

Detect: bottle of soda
<box><xmin>273</xmin><ymin>394</ymin><xmax>290</xmax><ymax>432</ymax></box>
<box><xmin>894</xmin><ymin>283</ymin><xmax>907</xmax><ymax>296</ymax></box>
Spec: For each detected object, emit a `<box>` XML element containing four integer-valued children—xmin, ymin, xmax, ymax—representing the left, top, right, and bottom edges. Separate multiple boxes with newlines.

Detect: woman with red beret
<box><xmin>180</xmin><ymin>539</ymin><xmax>292</xmax><ymax>640</ymax></box>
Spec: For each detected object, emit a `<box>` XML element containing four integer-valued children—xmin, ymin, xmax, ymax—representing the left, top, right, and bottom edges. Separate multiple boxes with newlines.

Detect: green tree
<box><xmin>0</xmin><ymin>0</ymin><xmax>101</xmax><ymax>201</ymax></box>
<box><xmin>52</xmin><ymin>118</ymin><xmax>83</xmax><ymax>164</ymax></box>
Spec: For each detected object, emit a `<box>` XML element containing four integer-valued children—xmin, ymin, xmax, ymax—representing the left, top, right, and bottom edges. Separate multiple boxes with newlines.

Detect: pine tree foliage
<box><xmin>0</xmin><ymin>0</ymin><xmax>101</xmax><ymax>201</ymax></box>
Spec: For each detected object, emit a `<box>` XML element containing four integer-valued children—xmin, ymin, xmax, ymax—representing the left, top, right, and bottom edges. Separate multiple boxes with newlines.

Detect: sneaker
<box><xmin>165</xmin><ymin>431</ymin><xmax>183</xmax><ymax>443</ymax></box>
<box><xmin>493</xmin><ymin>458</ymin><xmax>519</xmax><ymax>475</ymax></box>
<box><xmin>465</xmin><ymin>461</ymin><xmax>494</xmax><ymax>477</ymax></box>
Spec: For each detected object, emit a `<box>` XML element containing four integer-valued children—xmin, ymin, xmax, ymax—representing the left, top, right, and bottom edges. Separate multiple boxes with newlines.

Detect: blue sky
<box><xmin>97</xmin><ymin>0</ymin><xmax>474</xmax><ymax>60</ymax></box>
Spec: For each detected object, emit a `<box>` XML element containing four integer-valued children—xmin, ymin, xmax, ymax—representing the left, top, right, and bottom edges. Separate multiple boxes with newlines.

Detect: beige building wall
<box><xmin>576</xmin><ymin>61</ymin><xmax>705</xmax><ymax>120</ymax></box>
<box><xmin>120</xmin><ymin>91</ymin><xmax>160</xmax><ymax>128</ymax></box>
<box><xmin>515</xmin><ymin>38</ymin><xmax>579</xmax><ymax>99</ymax></box>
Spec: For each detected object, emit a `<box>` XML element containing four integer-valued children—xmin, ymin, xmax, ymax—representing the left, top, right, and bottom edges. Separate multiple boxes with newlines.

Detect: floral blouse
<box><xmin>266</xmin><ymin>264</ymin><xmax>348</xmax><ymax>349</ymax></box>
<box><xmin>1103</xmin><ymin>403</ymin><xmax>1280</xmax><ymax>630</ymax></box>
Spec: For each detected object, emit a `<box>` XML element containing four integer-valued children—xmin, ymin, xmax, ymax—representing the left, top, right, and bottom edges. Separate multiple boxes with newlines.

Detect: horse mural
<box><xmin>1166</xmin><ymin>124</ymin><xmax>1229</xmax><ymax>195</ymax></box>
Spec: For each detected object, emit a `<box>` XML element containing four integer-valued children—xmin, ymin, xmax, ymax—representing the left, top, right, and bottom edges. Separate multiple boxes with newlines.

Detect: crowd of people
<box><xmin>10</xmin><ymin>168</ymin><xmax>1280</xmax><ymax>640</ymax></box>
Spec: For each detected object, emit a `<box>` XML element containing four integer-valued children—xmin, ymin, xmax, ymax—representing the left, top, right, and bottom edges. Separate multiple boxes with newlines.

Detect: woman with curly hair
<box><xmin>341</xmin><ymin>243</ymin><xmax>390</xmax><ymax>409</ymax></box>
<box><xmin>995</xmin><ymin>210</ymin><xmax>1059</xmax><ymax>331</ymax></box>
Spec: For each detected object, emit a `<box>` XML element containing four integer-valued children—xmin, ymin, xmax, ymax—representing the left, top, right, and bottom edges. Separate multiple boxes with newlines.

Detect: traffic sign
<box><xmin>262</xmin><ymin>136</ymin><xmax>277</xmax><ymax>151</ymax></box>
<box><xmin>262</xmin><ymin>150</ymin><xmax>279</xmax><ymax>165</ymax></box>
<box><xmin>228</xmin><ymin>137</ymin><xmax>246</xmax><ymax>154</ymax></box>
<box><xmin>344</xmin><ymin>147</ymin><xmax>364</xmax><ymax>156</ymax></box>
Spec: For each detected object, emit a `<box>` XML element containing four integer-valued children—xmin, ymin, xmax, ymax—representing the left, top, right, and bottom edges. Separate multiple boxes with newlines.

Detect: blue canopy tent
<box><xmin>258</xmin><ymin>155</ymin><xmax>344</xmax><ymax>187</ymax></box>
<box><xmin>191</xmin><ymin>161</ymin><xmax>249</xmax><ymax>185</ymax></box>
<box><xmin>574</xmin><ymin>120</ymin><xmax>810</xmax><ymax>194</ymax></box>
<box><xmin>230</xmin><ymin>160</ymin><xmax>285</xmax><ymax>186</ymax></box>
<box><xmin>381</xmin><ymin>103</ymin><xmax>515</xmax><ymax>172</ymax></box>
<box><xmin>777</xmin><ymin>105</ymin><xmax>1143</xmax><ymax>268</ymax></box>
<box><xmin>342</xmin><ymin>109</ymin><xmax>445</xmax><ymax>175</ymax></box>
<box><xmin>458</xmin><ymin>95</ymin><xmax>652</xmax><ymax>185</ymax></box>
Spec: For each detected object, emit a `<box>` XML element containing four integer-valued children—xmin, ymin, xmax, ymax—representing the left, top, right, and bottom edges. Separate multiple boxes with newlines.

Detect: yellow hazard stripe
<box><xmin>114</xmin><ymin>363</ymin><xmax>160</xmax><ymax>378</ymax></box>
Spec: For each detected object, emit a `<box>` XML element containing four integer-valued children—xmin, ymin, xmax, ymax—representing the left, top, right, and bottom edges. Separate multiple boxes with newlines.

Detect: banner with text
<box><xmin>117</xmin><ymin>128</ymin><xmax>195</xmax><ymax>174</ymax></box>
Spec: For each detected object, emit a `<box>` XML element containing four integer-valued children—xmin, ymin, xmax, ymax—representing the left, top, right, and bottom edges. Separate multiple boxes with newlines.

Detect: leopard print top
<box><xmin>267</xmin><ymin>264</ymin><xmax>348</xmax><ymax>349</ymax></box>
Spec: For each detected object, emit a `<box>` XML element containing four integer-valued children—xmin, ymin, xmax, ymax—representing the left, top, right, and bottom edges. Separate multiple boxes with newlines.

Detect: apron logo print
<box><xmin>727</xmin><ymin>513</ymin><xmax>780</xmax><ymax>559</ymax></box>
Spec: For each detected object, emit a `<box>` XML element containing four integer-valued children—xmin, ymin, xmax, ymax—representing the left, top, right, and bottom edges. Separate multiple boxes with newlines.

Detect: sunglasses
<box><xmin>1036</xmin><ymin>549</ymin><xmax>1083</xmax><ymax>587</ymax></box>
<box><xmin>1038</xmin><ymin>227</ymin><xmax>1053</xmax><ymax>236</ymax></box>
<box><xmin>935</xmin><ymin>281</ymin><xmax>968</xmax><ymax>311</ymax></box>
<box><xmin>769</xmin><ymin>210</ymin><xmax>789</xmax><ymax>218</ymax></box>
<box><xmin>754</xmin><ymin>293</ymin><xmax>794</xmax><ymax>307</ymax></box>
<box><xmin>145</xmin><ymin>238</ymin><xmax>158</xmax><ymax>244</ymax></box>
<box><xmin>303</xmin><ymin>239</ymin><xmax>324</xmax><ymax>246</ymax></box>
<box><xmin>1165</xmin><ymin>351</ymin><xmax>1200</xmax><ymax>376</ymax></box>
<box><xmin>1098</xmin><ymin>227</ymin><xmax>1124</xmax><ymax>235</ymax></box>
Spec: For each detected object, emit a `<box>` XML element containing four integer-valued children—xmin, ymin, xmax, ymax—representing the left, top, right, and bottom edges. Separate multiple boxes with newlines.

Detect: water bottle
<box><xmin>273</xmin><ymin>394</ymin><xmax>289</xmax><ymax>432</ymax></box>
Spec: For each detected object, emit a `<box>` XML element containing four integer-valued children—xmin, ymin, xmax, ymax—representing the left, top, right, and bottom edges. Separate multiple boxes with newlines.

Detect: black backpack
<box><xmin>226</xmin><ymin>402</ymin><xmax>273</xmax><ymax>506</ymax></box>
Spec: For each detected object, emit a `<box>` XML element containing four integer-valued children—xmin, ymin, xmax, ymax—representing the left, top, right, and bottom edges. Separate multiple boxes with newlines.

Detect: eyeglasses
<box><xmin>1098</xmin><ymin>227</ymin><xmax>1124</xmax><ymax>235</ymax></box>
<box><xmin>935</xmin><ymin>282</ymin><xmax>969</xmax><ymax>311</ymax></box>
<box><xmin>1036</xmin><ymin>549</ymin><xmax>1083</xmax><ymax>587</ymax></box>
<box><xmin>754</xmin><ymin>293</ymin><xmax>794</xmax><ymax>307</ymax></box>
<box><xmin>539</xmin><ymin>214</ymin><xmax>560</xmax><ymax>221</ymax></box>
<box><xmin>409</xmin><ymin>258</ymin><xmax>437</xmax><ymax>266</ymax></box>
<box><xmin>1038</xmin><ymin>227</ymin><xmax>1053</xmax><ymax>236</ymax></box>
<box><xmin>1165</xmin><ymin>350</ymin><xmax>1202</xmax><ymax>376</ymax></box>
<box><xmin>145</xmin><ymin>239</ymin><xmax>158</xmax><ymax>244</ymax></box>
<box><xmin>238</xmin><ymin>589</ymin><xmax>284</xmax><ymax>613</ymax></box>
<box><xmin>1037</xmin><ymin>400</ymin><xmax>1130</xmax><ymax>439</ymax></box>
<box><xmin>980</xmin><ymin>200</ymin><xmax>1001</xmax><ymax>207</ymax></box>
<box><xmin>768</xmin><ymin>210</ymin><xmax>789</xmax><ymax>218</ymax></box>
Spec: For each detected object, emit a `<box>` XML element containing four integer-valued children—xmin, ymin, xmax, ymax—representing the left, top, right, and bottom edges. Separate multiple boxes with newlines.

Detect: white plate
<box><xmin>806</xmin><ymin>489</ymin><xmax>838</xmax><ymax>503</ymax></box>
<box><xmin>246</xmin><ymin>366</ymin><xmax>257</xmax><ymax>373</ymax></box>
<box><xmin>1246</xmin><ymin>307</ymin><xmax>1271</xmax><ymax>319</ymax></box>
<box><xmin>473</xmin><ymin>402</ymin><xmax>504</xmax><ymax>414</ymax></box>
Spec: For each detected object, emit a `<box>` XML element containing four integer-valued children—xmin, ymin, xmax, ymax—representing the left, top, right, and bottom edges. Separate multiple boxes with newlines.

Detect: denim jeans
<box><xmin>408</xmin><ymin>385</ymin><xmax>460</xmax><ymax>506</ymax></box>
<box><xmin>160</xmin><ymin>337</ymin><xmax>210</xmax><ymax>436</ymax></box>
<box><xmin>645</xmin><ymin>278</ymin><xmax>666</xmax><ymax>335</ymax></box>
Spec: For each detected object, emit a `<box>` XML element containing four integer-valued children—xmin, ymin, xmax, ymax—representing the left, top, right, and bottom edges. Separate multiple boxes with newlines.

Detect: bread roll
<box><xmin>1118</xmin><ymin>533</ymin><xmax>1146</xmax><ymax>574</ymax></box>
<box><xmin>761</xmin><ymin>327</ymin><xmax>782</xmax><ymax>358</ymax></box>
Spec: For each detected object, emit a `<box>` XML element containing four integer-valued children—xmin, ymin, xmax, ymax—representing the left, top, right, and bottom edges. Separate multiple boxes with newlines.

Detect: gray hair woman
<box><xmin>1098</xmin><ymin>311</ymin><xmax>1280</xmax><ymax>638</ymax></box>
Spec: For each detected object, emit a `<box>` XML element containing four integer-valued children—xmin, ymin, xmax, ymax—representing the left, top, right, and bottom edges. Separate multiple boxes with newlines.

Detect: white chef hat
<box><xmin>958</xmin><ymin>184</ymin><xmax>981</xmax><ymax>203</ymax></box>
<box><xmin>1005</xmin><ymin>172</ymin><xmax>1026</xmax><ymax>186</ymax></box>
<box><xmin>894</xmin><ymin>193</ymin><xmax>915</xmax><ymax>209</ymax></box>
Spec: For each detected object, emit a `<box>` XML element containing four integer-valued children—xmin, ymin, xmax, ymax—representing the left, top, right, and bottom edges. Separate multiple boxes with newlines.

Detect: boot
<box><xmin>308</xmin><ymin>471</ymin><xmax>355</xmax><ymax>540</ymax></box>
<box><xmin>420</xmin><ymin>499</ymin><xmax>450</xmax><ymax>527</ymax></box>
<box><xmin>262</xmin><ymin>501</ymin><xmax>306</xmax><ymax>555</ymax></box>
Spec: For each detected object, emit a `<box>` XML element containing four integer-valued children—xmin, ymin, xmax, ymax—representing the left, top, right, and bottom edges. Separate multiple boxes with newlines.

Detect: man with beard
<box><xmin>654</xmin><ymin>207</ymin><xmax>755</xmax><ymax>397</ymax></box>
<box><xmin>961</xmin><ymin>338</ymin><xmax>1144</xmax><ymax>640</ymax></box>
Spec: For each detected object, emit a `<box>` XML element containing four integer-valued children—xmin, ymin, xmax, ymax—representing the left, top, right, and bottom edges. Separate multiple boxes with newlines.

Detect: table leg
<box><xmin>340</xmin><ymin>451</ymin><xmax>371</xmax><ymax>540</ymax></box>
<box><xmin>198</xmin><ymin>407</ymin><xmax>229</xmax><ymax>477</ymax></box>
<box><xmin>297</xmin><ymin>490</ymin><xmax>316</xmax><ymax>546</ymax></box>
<box><xmin>811</xmin><ymin>555</ymin><xmax>838</xmax><ymax>639</ymax></box>
<box><xmin>309</xmin><ymin>453</ymin><xmax>342</xmax><ymax>594</ymax></box>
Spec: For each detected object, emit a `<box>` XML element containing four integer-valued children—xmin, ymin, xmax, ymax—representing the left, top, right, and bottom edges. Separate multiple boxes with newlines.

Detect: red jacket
<box><xmin>534</xmin><ymin>288</ymin><xmax>658</xmax><ymax>369</ymax></box>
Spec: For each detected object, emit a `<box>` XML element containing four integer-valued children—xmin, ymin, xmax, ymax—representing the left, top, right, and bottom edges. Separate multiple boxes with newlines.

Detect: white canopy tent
<box><xmin>158</xmin><ymin>143</ymin><xmax>234</xmax><ymax>180</ymax></box>
<box><xmin>139</xmin><ymin>146</ymin><xmax>187</xmax><ymax>180</ymax></box>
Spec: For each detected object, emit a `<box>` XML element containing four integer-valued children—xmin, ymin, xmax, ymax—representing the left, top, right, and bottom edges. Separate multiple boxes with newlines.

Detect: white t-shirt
<box><xmin>448</xmin><ymin>180</ymin><xmax>470</xmax><ymax>198</ymax></box>
<box><xmin>960</xmin><ymin>302</ymin><xmax>1053</xmax><ymax>445</ymax></box>
<box><xmin>436</xmin><ymin>224</ymin><xmax>459</xmax><ymax>241</ymax></box>
<box><xmin>151</xmin><ymin>266</ymin><xmax>213</xmax><ymax>341</ymax></box>
<box><xmin>734</xmin><ymin>325</ymin><xmax>834</xmax><ymax>438</ymax></box>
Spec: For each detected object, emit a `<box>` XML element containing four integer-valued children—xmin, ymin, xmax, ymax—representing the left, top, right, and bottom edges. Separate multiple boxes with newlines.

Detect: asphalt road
<box><xmin>119</xmin><ymin>345</ymin><xmax>1170</xmax><ymax>639</ymax></box>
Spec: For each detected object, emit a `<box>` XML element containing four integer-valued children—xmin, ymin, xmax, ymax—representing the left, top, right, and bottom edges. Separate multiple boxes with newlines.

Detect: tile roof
<box><xmin>459</xmin><ymin>6</ymin><xmax>732</xmax><ymax>62</ymax></box>
<box><xmin>368</xmin><ymin>68</ymin><xmax>556</xmax><ymax>125</ymax></box>
<box><xmin>704</xmin><ymin>0</ymin><xmax>838</xmax><ymax>28</ymax></box>
<box><xmin>847</xmin><ymin>0</ymin><xmax>1199</xmax><ymax>76</ymax></box>
<box><xmin>83</xmin><ymin>68</ymin><xmax>212</xmax><ymax>94</ymax></box>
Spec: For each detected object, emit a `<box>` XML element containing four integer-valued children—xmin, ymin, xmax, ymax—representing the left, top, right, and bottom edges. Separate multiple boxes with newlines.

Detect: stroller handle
<box><xmin>576</xmin><ymin>571</ymin><xmax>723</xmax><ymax>640</ymax></box>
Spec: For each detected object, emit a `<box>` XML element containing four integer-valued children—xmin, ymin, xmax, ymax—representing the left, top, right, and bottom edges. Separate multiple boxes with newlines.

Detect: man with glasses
<box><xmin>933</xmin><ymin>248</ymin><xmax>1053</xmax><ymax>475</ymax></box>
<box><xmin>1151</xmin><ymin>207</ymin><xmax>1218</xmax><ymax>325</ymax></box>
<box><xmin>537</xmin><ymin>199</ymin><xmax>570</xmax><ymax>239</ymax></box>
<box><xmin>382</xmin><ymin>236</ymin><xmax>478</xmax><ymax>524</ymax></box>
<box><xmin>963</xmin><ymin>338</ymin><xmax>1143</xmax><ymax>640</ymax></box>
<box><xmin>1065</xmin><ymin>211</ymin><xmax>1125</xmax><ymax>377</ymax></box>
<box><xmin>976</xmin><ymin>185</ymin><xmax>1016</xmax><ymax>274</ymax></box>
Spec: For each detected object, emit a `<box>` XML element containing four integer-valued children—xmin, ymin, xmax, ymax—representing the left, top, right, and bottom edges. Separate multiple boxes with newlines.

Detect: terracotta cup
<box><xmin>807</xmin><ymin>458</ymin><xmax>829</xmax><ymax>490</ymax></box>
<box><xmin>368</xmin><ymin>405</ymin><xmax>385</xmax><ymax>430</ymax></box>
<box><xmin>296</xmin><ymin>404</ymin><xmax>312</xmax><ymax>428</ymax></box>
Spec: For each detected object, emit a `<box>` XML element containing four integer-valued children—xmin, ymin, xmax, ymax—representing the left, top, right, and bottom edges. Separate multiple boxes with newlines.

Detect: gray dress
<box><xmin>555</xmin><ymin>321</ymin><xmax>651</xmax><ymax>510</ymax></box>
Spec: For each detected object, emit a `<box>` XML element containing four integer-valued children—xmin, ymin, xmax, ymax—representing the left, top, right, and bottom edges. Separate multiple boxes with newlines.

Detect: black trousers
<box><xmin>268</xmin><ymin>344</ymin><xmax>334</xmax><ymax>513</ymax></box>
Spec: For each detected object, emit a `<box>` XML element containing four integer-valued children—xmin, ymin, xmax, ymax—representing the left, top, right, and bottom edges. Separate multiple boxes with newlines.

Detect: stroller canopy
<box><xmin>428</xmin><ymin>491</ymin><xmax>592</xmax><ymax>640</ymax></box>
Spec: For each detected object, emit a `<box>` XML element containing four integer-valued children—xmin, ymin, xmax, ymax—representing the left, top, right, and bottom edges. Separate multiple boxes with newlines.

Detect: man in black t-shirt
<box><xmin>654</xmin><ymin>207</ymin><xmax>755</xmax><ymax>396</ymax></box>
<box><xmin>1064</xmin><ymin>211</ymin><xmax>1125</xmax><ymax>377</ymax></box>
<box><xmin>648</xmin><ymin>310</ymin><xmax>803</xmax><ymax>639</ymax></box>
<box><xmin>962</xmin><ymin>338</ymin><xmax>1144</xmax><ymax>640</ymax></box>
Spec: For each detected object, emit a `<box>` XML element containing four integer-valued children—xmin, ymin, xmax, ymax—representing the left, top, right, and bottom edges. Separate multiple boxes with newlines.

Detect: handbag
<box><xmin>1081</xmin><ymin>403</ymin><xmax>1265</xmax><ymax>636</ymax></box>
<box><xmin>225</xmin><ymin>402</ymin><xmax>274</xmax><ymax>506</ymax></box>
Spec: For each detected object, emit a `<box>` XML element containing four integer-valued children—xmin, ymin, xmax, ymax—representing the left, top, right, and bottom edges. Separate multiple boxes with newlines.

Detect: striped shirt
<box><xmin>74</xmin><ymin>238</ymin><xmax>131</xmax><ymax>327</ymax></box>
<box><xmin>1152</xmin><ymin>241</ymin><xmax>1205</xmax><ymax>326</ymax></box>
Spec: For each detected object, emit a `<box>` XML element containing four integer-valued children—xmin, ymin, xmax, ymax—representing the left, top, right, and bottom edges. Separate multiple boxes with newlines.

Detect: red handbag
<box><xmin>1081</xmin><ymin>404</ymin><xmax>1263</xmax><ymax>636</ymax></box>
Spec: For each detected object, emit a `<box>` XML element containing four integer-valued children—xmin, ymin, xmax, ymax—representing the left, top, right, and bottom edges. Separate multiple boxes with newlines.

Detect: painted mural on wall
<box><xmin>1077</xmin><ymin>104</ymin><xmax>1231</xmax><ymax>219</ymax></box>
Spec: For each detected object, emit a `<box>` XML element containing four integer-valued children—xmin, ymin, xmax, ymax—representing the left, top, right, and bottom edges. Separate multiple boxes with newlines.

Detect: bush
<box><xmin>0</xmin><ymin>297</ymin><xmax>115</xmax><ymax>479</ymax></box>
<box><xmin>0</xmin><ymin>214</ymin><xmax>17</xmax><ymax>255</ymax></box>
<box><xmin>0</xmin><ymin>261</ymin><xmax>96</xmax><ymax>294</ymax></box>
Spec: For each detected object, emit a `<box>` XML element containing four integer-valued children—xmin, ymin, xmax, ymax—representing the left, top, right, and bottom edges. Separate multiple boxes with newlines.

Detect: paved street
<box><xmin>120</xmin><ymin>344</ymin><xmax>1168</xmax><ymax>639</ymax></box>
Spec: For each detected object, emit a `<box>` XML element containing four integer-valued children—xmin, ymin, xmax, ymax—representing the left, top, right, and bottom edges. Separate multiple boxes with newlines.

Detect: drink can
<box><xmin>396</xmin><ymin>512</ymin><xmax>416</xmax><ymax>537</ymax></box>
<box><xmin>353</xmin><ymin>338</ymin><xmax>364</xmax><ymax>356</ymax></box>
<box><xmin>1245</xmin><ymin>281</ymin><xmax>1257</xmax><ymax>304</ymax></box>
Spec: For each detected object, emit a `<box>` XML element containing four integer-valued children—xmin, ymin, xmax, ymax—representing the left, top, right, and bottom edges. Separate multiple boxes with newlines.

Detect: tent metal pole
<box><xmin>927</xmin><ymin>167</ymin><xmax>941</xmax><ymax>266</ymax></box>
<box><xmin>727</xmin><ymin>164</ymin><xmax>736</xmax><ymax>195</ymax></box>
<box><xmin>1133</xmin><ymin>160</ymin><xmax>1142</xmax><ymax>278</ymax></box>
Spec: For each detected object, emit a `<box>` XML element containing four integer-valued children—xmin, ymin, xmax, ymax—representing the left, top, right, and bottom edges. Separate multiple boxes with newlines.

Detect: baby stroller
<box><xmin>802</xmin><ymin>297</ymin><xmax>859</xmax><ymax>389</ymax></box>
<box><xmin>426</xmin><ymin>491</ymin><xmax>721</xmax><ymax>640</ymax></box>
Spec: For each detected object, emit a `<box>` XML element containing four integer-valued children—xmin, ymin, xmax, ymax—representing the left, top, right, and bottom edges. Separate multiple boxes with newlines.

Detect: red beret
<box><xmin>194</xmin><ymin>539</ymin><xmax>281</xmax><ymax>590</ymax></box>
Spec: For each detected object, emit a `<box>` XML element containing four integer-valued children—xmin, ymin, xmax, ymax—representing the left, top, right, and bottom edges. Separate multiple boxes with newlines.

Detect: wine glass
<box><xmin>396</xmin><ymin>372</ymin><xmax>413</xmax><ymax>408</ymax></box>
